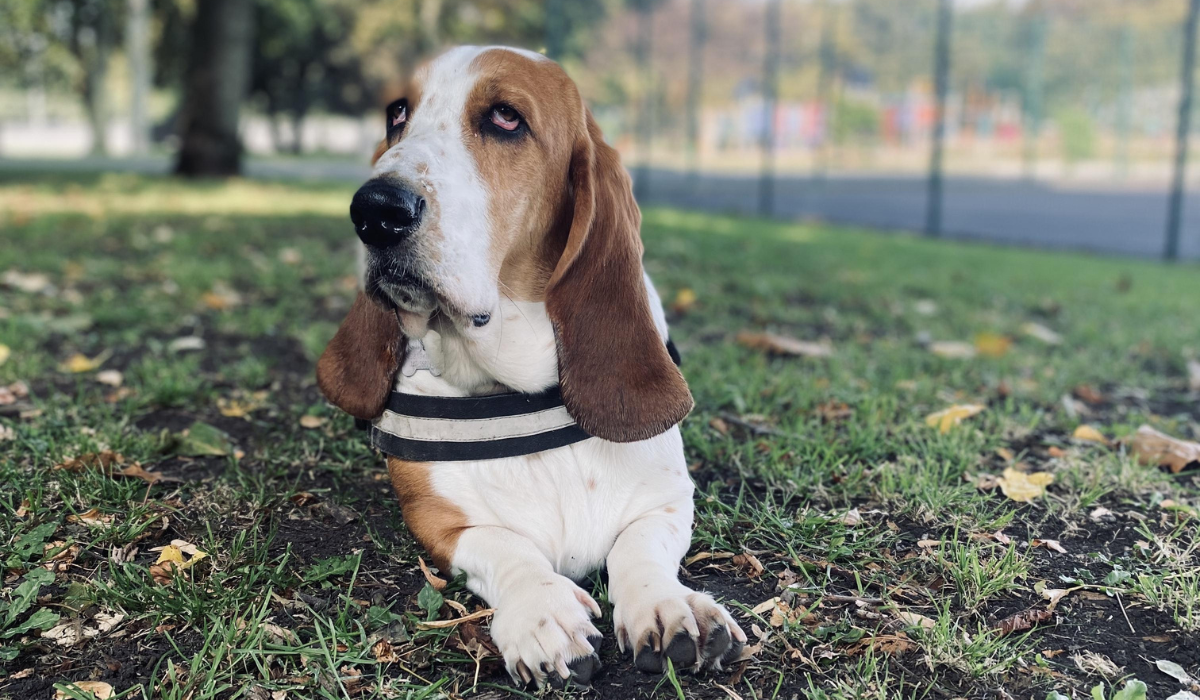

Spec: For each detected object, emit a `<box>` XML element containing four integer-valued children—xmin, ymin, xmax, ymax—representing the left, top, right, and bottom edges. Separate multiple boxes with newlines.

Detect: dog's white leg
<box><xmin>452</xmin><ymin>526</ymin><xmax>603</xmax><ymax>686</ymax></box>
<box><xmin>607</xmin><ymin>507</ymin><xmax>747</xmax><ymax>673</ymax></box>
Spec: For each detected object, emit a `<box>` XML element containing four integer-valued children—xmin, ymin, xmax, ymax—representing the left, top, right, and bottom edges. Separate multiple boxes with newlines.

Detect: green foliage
<box><xmin>832</xmin><ymin>97</ymin><xmax>880</xmax><ymax>144</ymax></box>
<box><xmin>1090</xmin><ymin>679</ymin><xmax>1147</xmax><ymax>700</ymax></box>
<box><xmin>1</xmin><ymin>569</ymin><xmax>61</xmax><ymax>663</ymax></box>
<box><xmin>1057</xmin><ymin>108</ymin><xmax>1097</xmax><ymax>164</ymax></box>
<box><xmin>302</xmin><ymin>553</ymin><xmax>361</xmax><ymax>584</ymax></box>
<box><xmin>416</xmin><ymin>582</ymin><xmax>443</xmax><ymax>621</ymax></box>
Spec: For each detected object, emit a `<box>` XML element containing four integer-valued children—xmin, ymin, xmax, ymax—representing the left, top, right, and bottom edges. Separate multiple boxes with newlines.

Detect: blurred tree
<box><xmin>175</xmin><ymin>0</ymin><xmax>255</xmax><ymax>176</ymax></box>
<box><xmin>49</xmin><ymin>0</ymin><xmax>125</xmax><ymax>155</ymax></box>
<box><xmin>251</xmin><ymin>0</ymin><xmax>366</xmax><ymax>153</ymax></box>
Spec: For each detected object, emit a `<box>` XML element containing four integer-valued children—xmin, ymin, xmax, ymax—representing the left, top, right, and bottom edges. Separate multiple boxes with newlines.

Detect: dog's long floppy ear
<box><xmin>316</xmin><ymin>292</ymin><xmax>403</xmax><ymax>420</ymax></box>
<box><xmin>545</xmin><ymin>109</ymin><xmax>693</xmax><ymax>443</ymax></box>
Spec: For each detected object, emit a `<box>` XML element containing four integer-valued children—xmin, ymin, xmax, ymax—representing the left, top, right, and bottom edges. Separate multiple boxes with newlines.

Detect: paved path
<box><xmin>5</xmin><ymin>156</ymin><xmax>1198</xmax><ymax>261</ymax></box>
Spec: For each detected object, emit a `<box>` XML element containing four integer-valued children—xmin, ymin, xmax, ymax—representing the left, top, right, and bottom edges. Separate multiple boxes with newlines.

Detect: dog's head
<box><xmin>317</xmin><ymin>46</ymin><xmax>691</xmax><ymax>443</ymax></box>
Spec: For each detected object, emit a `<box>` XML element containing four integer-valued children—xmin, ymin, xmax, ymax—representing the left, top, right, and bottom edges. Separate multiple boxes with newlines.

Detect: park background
<box><xmin>4</xmin><ymin>2</ymin><xmax>1200</xmax><ymax>700</ymax></box>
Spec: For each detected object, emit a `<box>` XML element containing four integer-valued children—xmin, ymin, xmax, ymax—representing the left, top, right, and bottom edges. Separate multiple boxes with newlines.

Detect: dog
<box><xmin>316</xmin><ymin>45</ymin><xmax>746</xmax><ymax>686</ymax></box>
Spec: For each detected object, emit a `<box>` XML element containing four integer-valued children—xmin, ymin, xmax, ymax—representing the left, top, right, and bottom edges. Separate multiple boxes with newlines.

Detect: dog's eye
<box><xmin>387</xmin><ymin>100</ymin><xmax>407</xmax><ymax>131</ymax></box>
<box><xmin>490</xmin><ymin>105</ymin><xmax>521</xmax><ymax>131</ymax></box>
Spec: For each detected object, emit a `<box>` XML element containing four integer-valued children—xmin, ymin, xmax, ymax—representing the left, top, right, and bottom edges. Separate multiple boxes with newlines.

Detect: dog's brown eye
<box><xmin>387</xmin><ymin>100</ymin><xmax>407</xmax><ymax>130</ymax></box>
<box><xmin>490</xmin><ymin>105</ymin><xmax>520</xmax><ymax>131</ymax></box>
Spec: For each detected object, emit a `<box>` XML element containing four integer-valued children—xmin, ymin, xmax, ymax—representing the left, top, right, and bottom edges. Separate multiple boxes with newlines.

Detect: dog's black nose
<box><xmin>350</xmin><ymin>179</ymin><xmax>425</xmax><ymax>248</ymax></box>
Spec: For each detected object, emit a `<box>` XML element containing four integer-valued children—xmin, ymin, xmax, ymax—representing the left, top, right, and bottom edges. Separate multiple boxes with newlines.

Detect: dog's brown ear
<box><xmin>545</xmin><ymin>109</ymin><xmax>693</xmax><ymax>443</ymax></box>
<box><xmin>316</xmin><ymin>292</ymin><xmax>403</xmax><ymax>420</ymax></box>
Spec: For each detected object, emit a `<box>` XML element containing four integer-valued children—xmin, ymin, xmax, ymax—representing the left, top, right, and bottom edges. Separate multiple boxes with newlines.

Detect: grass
<box><xmin>1</xmin><ymin>171</ymin><xmax>1200</xmax><ymax>699</ymax></box>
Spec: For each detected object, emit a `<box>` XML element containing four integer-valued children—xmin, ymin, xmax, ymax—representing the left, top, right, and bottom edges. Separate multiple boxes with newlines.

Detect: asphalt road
<box><xmin>5</xmin><ymin>156</ymin><xmax>1198</xmax><ymax>261</ymax></box>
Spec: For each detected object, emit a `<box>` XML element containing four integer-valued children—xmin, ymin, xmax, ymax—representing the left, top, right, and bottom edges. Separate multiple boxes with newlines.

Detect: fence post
<box><xmin>1165</xmin><ymin>0</ymin><xmax>1200</xmax><ymax>261</ymax></box>
<box><xmin>686</xmin><ymin>0</ymin><xmax>706</xmax><ymax>193</ymax></box>
<box><xmin>814</xmin><ymin>0</ymin><xmax>836</xmax><ymax>182</ymax></box>
<box><xmin>759</xmin><ymin>0</ymin><xmax>781</xmax><ymax>218</ymax></box>
<box><xmin>1021</xmin><ymin>13</ymin><xmax>1046</xmax><ymax>181</ymax></box>
<box><xmin>925</xmin><ymin>0</ymin><xmax>953</xmax><ymax>237</ymax></box>
<box><xmin>634</xmin><ymin>2</ymin><xmax>653</xmax><ymax>203</ymax></box>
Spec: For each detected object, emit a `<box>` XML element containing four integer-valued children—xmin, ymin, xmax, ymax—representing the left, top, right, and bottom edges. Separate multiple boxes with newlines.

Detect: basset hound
<box><xmin>316</xmin><ymin>45</ymin><xmax>746</xmax><ymax>686</ymax></box>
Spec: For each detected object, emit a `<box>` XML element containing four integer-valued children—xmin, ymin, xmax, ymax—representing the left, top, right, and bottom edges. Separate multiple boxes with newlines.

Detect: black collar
<box><xmin>367</xmin><ymin>339</ymin><xmax>681</xmax><ymax>462</ymax></box>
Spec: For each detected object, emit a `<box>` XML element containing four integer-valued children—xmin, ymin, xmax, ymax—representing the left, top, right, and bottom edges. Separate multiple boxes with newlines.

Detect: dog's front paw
<box><xmin>613</xmin><ymin>583</ymin><xmax>746</xmax><ymax>673</ymax></box>
<box><xmin>489</xmin><ymin>574</ymin><xmax>603</xmax><ymax>687</ymax></box>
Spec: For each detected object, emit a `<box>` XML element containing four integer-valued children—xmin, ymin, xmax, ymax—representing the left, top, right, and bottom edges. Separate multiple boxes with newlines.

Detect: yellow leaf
<box><xmin>155</xmin><ymin>545</ymin><xmax>185</xmax><ymax>566</ymax></box>
<box><xmin>671</xmin><ymin>288</ymin><xmax>697</xmax><ymax>314</ymax></box>
<box><xmin>973</xmin><ymin>333</ymin><xmax>1012</xmax><ymax>358</ymax></box>
<box><xmin>1072</xmin><ymin>424</ymin><xmax>1110</xmax><ymax>446</ymax></box>
<box><xmin>299</xmin><ymin>415</ymin><xmax>326</xmax><ymax>429</ymax></box>
<box><xmin>55</xmin><ymin>681</ymin><xmax>114</xmax><ymax>700</ymax></box>
<box><xmin>0</xmin><ymin>344</ymin><xmax>10</xmax><ymax>366</ymax></box>
<box><xmin>996</xmin><ymin>467</ymin><xmax>1054</xmax><ymax>502</ymax></box>
<box><xmin>59</xmin><ymin>350</ymin><xmax>111</xmax><ymax>373</ymax></box>
<box><xmin>924</xmin><ymin>404</ymin><xmax>986</xmax><ymax>434</ymax></box>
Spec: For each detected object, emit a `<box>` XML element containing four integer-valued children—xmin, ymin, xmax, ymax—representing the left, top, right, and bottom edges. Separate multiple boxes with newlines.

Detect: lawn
<box><xmin>2</xmin><ymin>171</ymin><xmax>1200</xmax><ymax>700</ymax></box>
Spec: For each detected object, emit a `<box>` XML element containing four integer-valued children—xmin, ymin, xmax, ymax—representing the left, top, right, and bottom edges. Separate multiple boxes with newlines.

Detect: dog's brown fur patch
<box><xmin>386</xmin><ymin>457</ymin><xmax>468</xmax><ymax>572</ymax></box>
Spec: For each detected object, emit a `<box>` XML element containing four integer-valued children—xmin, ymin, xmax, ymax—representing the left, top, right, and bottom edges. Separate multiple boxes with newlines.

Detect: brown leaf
<box><xmin>995</xmin><ymin>608</ymin><xmax>1052</xmax><ymax>636</ymax></box>
<box><xmin>708</xmin><ymin>417</ymin><xmax>729</xmax><ymax>435</ymax></box>
<box><xmin>814</xmin><ymin>401</ymin><xmax>853</xmax><ymax>422</ymax></box>
<box><xmin>55</xmin><ymin>681</ymin><xmax>114</xmax><ymax>699</ymax></box>
<box><xmin>418</xmin><ymin>557</ymin><xmax>447</xmax><ymax>591</ymax></box>
<box><xmin>55</xmin><ymin>450</ymin><xmax>124</xmax><ymax>473</ymax></box>
<box><xmin>1041</xmin><ymin>588</ymin><xmax>1071</xmax><ymax>608</ymax></box>
<box><xmin>290</xmin><ymin>492</ymin><xmax>319</xmax><ymax>507</ymax></box>
<box><xmin>372</xmin><ymin>639</ymin><xmax>400</xmax><ymax>663</ymax></box>
<box><xmin>67</xmin><ymin>508</ymin><xmax>114</xmax><ymax>528</ymax></box>
<box><xmin>115</xmin><ymin>463</ymin><xmax>176</xmax><ymax>484</ymax></box>
<box><xmin>731</xmin><ymin>553</ymin><xmax>765</xmax><ymax>578</ymax></box>
<box><xmin>1130</xmin><ymin>425</ymin><xmax>1200</xmax><ymax>473</ymax></box>
<box><xmin>1032</xmin><ymin>539</ymin><xmax>1067</xmax><ymax>554</ymax></box>
<box><xmin>684</xmin><ymin>551</ymin><xmax>735</xmax><ymax>566</ymax></box>
<box><xmin>737</xmin><ymin>331</ymin><xmax>832</xmax><ymax>358</ymax></box>
<box><xmin>848</xmin><ymin>632</ymin><xmax>914</xmax><ymax>657</ymax></box>
<box><xmin>1073</xmin><ymin>385</ymin><xmax>1105</xmax><ymax>405</ymax></box>
<box><xmin>299</xmin><ymin>415</ymin><xmax>327</xmax><ymax>429</ymax></box>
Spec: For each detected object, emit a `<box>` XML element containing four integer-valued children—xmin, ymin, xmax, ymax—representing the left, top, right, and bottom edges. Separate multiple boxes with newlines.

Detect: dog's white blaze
<box><xmin>373</xmin><ymin>46</ymin><xmax>495</xmax><ymax>316</ymax></box>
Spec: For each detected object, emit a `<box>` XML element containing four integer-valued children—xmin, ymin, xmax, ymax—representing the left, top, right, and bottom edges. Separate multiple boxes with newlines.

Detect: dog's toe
<box><xmin>566</xmin><ymin>634</ymin><xmax>603</xmax><ymax>685</ymax></box>
<box><xmin>701</xmin><ymin>623</ymin><xmax>731</xmax><ymax>662</ymax></box>
<box><xmin>664</xmin><ymin>630</ymin><xmax>698</xmax><ymax>670</ymax></box>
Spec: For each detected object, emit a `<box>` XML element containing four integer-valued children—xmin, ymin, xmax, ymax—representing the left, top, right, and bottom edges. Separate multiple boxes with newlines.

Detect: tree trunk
<box><xmin>174</xmin><ymin>0</ymin><xmax>255</xmax><ymax>177</ymax></box>
<box><xmin>127</xmin><ymin>0</ymin><xmax>152</xmax><ymax>154</ymax></box>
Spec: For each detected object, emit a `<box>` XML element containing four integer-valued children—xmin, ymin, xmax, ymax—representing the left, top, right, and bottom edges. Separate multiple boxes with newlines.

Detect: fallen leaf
<box><xmin>838</xmin><ymin>508</ymin><xmax>862</xmax><ymax>526</ymax></box>
<box><xmin>0</xmin><ymin>425</ymin><xmax>15</xmax><ymax>442</ymax></box>
<box><xmin>289</xmin><ymin>491</ymin><xmax>318</xmax><ymax>507</ymax></box>
<box><xmin>1042</xmin><ymin>588</ymin><xmax>1071</xmax><ymax>607</ymax></box>
<box><xmin>59</xmin><ymin>350</ymin><xmax>111</xmax><ymax>373</ymax></box>
<box><xmin>167</xmin><ymin>335</ymin><xmax>205</xmax><ymax>353</ymax></box>
<box><xmin>996</xmin><ymin>467</ymin><xmax>1054</xmax><ymax>502</ymax></box>
<box><xmin>1156</xmin><ymin>659</ymin><xmax>1196</xmax><ymax>686</ymax></box>
<box><xmin>55</xmin><ymin>681</ymin><xmax>114</xmax><ymax>699</ymax></box>
<box><xmin>731</xmin><ymin>553</ymin><xmax>765</xmax><ymax>578</ymax></box>
<box><xmin>115</xmin><ymin>463</ymin><xmax>175</xmax><ymax>484</ymax></box>
<box><xmin>418</xmin><ymin>557</ymin><xmax>447</xmax><ymax>591</ymax></box>
<box><xmin>1047</xmin><ymin>445</ymin><xmax>1068</xmax><ymax>458</ymax></box>
<box><xmin>924</xmin><ymin>404</ymin><xmax>986</xmax><ymax>434</ymax></box>
<box><xmin>995</xmin><ymin>608</ymin><xmax>1052</xmax><ymax>635</ymax></box>
<box><xmin>975</xmin><ymin>473</ymin><xmax>1000</xmax><ymax>490</ymax></box>
<box><xmin>174</xmin><ymin>421</ymin><xmax>233</xmax><ymax>457</ymax></box>
<box><xmin>1072</xmin><ymin>424</ymin><xmax>1111</xmax><ymax>446</ymax></box>
<box><xmin>974</xmin><ymin>333</ymin><xmax>1012</xmax><ymax>358</ymax></box>
<box><xmin>1144</xmin><ymin>634</ymin><xmax>1173</xmax><ymax>643</ymax></box>
<box><xmin>1073</xmin><ymin>385</ymin><xmax>1105</xmax><ymax>405</ymax></box>
<box><xmin>67</xmin><ymin>508</ymin><xmax>114</xmax><ymax>528</ymax></box>
<box><xmin>1022</xmin><ymin>322</ymin><xmax>1062</xmax><ymax>345</ymax></box>
<box><xmin>894</xmin><ymin>610</ymin><xmax>935</xmax><ymax>630</ymax></box>
<box><xmin>992</xmin><ymin>530</ymin><xmax>1012</xmax><ymax>545</ymax></box>
<box><xmin>1032</xmin><ymin>539</ymin><xmax>1067</xmax><ymax>554</ymax></box>
<box><xmin>299</xmin><ymin>415</ymin><xmax>326</xmax><ymax>429</ymax></box>
<box><xmin>996</xmin><ymin>447</ymin><xmax>1015</xmax><ymax>462</ymax></box>
<box><xmin>414</xmin><ymin>608</ymin><xmax>494</xmax><ymax>629</ymax></box>
<box><xmin>54</xmin><ymin>450</ymin><xmax>124</xmax><ymax>473</ymax></box>
<box><xmin>1090</xmin><ymin>507</ymin><xmax>1115</xmax><ymax>522</ymax></box>
<box><xmin>814</xmin><ymin>400</ymin><xmax>853</xmax><ymax>422</ymax></box>
<box><xmin>201</xmin><ymin>283</ymin><xmax>242</xmax><ymax>310</ymax></box>
<box><xmin>737</xmin><ymin>331</ymin><xmax>832</xmax><ymax>358</ymax></box>
<box><xmin>929</xmin><ymin>340</ymin><xmax>976</xmax><ymax>359</ymax></box>
<box><xmin>671</xmin><ymin>288</ymin><xmax>697</xmax><ymax>314</ymax></box>
<box><xmin>3</xmin><ymin>269</ymin><xmax>52</xmax><ymax>293</ymax></box>
<box><xmin>149</xmin><ymin>542</ymin><xmax>208</xmax><ymax>584</ymax></box>
<box><xmin>1131</xmin><ymin>425</ymin><xmax>1200</xmax><ymax>473</ymax></box>
<box><xmin>917</xmin><ymin>539</ymin><xmax>942</xmax><ymax>551</ymax></box>
<box><xmin>684</xmin><ymin>551</ymin><xmax>735</xmax><ymax>566</ymax></box>
<box><xmin>373</xmin><ymin>639</ymin><xmax>400</xmax><ymax>663</ymax></box>
<box><xmin>95</xmin><ymin>369</ymin><xmax>123</xmax><ymax>387</ymax></box>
